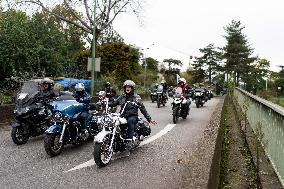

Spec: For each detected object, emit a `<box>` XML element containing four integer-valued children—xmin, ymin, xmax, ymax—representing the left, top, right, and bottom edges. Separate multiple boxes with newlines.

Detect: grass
<box><xmin>268</xmin><ymin>97</ymin><xmax>284</xmax><ymax>108</ymax></box>
<box><xmin>219</xmin><ymin>103</ymin><xmax>230</xmax><ymax>189</ymax></box>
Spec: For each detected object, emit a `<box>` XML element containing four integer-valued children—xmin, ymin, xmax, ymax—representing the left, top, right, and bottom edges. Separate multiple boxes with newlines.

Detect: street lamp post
<box><xmin>143</xmin><ymin>48</ymin><xmax>149</xmax><ymax>88</ymax></box>
<box><xmin>91</xmin><ymin>0</ymin><xmax>97</xmax><ymax>96</ymax></box>
<box><xmin>142</xmin><ymin>44</ymin><xmax>154</xmax><ymax>88</ymax></box>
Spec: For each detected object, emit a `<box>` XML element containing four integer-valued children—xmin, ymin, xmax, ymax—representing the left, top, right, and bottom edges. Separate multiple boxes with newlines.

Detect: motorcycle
<box><xmin>96</xmin><ymin>91</ymin><xmax>117</xmax><ymax>113</ymax></box>
<box><xmin>194</xmin><ymin>89</ymin><xmax>205</xmax><ymax>108</ymax></box>
<box><xmin>93</xmin><ymin>101</ymin><xmax>151</xmax><ymax>167</ymax></box>
<box><xmin>44</xmin><ymin>95</ymin><xmax>100</xmax><ymax>157</ymax></box>
<box><xmin>150</xmin><ymin>88</ymin><xmax>158</xmax><ymax>103</ymax></box>
<box><xmin>11</xmin><ymin>79</ymin><xmax>53</xmax><ymax>145</ymax></box>
<box><xmin>172</xmin><ymin>87</ymin><xmax>189</xmax><ymax>124</ymax></box>
<box><xmin>156</xmin><ymin>85</ymin><xmax>167</xmax><ymax>108</ymax></box>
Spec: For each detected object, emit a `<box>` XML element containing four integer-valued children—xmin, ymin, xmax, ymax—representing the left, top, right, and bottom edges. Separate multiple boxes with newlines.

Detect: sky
<box><xmin>113</xmin><ymin>0</ymin><xmax>284</xmax><ymax>72</ymax></box>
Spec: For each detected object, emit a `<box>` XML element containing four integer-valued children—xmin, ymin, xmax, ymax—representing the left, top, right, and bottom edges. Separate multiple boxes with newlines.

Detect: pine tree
<box><xmin>223</xmin><ymin>20</ymin><xmax>257</xmax><ymax>86</ymax></box>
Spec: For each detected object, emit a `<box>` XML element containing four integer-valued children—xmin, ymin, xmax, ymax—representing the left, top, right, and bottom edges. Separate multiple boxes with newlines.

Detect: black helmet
<box><xmin>41</xmin><ymin>78</ymin><xmax>54</xmax><ymax>90</ymax></box>
<box><xmin>105</xmin><ymin>82</ymin><xmax>111</xmax><ymax>88</ymax></box>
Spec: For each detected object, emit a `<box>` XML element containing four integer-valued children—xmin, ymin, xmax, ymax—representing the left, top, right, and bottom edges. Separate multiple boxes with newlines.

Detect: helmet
<box><xmin>105</xmin><ymin>82</ymin><xmax>111</xmax><ymax>88</ymax></box>
<box><xmin>123</xmin><ymin>80</ymin><xmax>135</xmax><ymax>89</ymax></box>
<box><xmin>199</xmin><ymin>83</ymin><xmax>204</xmax><ymax>87</ymax></box>
<box><xmin>160</xmin><ymin>80</ymin><xmax>166</xmax><ymax>84</ymax></box>
<box><xmin>178</xmin><ymin>78</ymin><xmax>186</xmax><ymax>84</ymax></box>
<box><xmin>41</xmin><ymin>78</ymin><xmax>54</xmax><ymax>85</ymax></box>
<box><xmin>41</xmin><ymin>78</ymin><xmax>54</xmax><ymax>90</ymax></box>
<box><xmin>75</xmin><ymin>83</ymin><xmax>85</xmax><ymax>92</ymax></box>
<box><xmin>123</xmin><ymin>80</ymin><xmax>135</xmax><ymax>95</ymax></box>
<box><xmin>155</xmin><ymin>83</ymin><xmax>158</xmax><ymax>87</ymax></box>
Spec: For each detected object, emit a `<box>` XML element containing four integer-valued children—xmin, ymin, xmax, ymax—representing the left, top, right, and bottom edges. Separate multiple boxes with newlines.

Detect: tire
<box><xmin>196</xmin><ymin>99</ymin><xmax>200</xmax><ymax>108</ymax></box>
<box><xmin>44</xmin><ymin>133</ymin><xmax>64</xmax><ymax>157</ymax></box>
<box><xmin>172</xmin><ymin>107</ymin><xmax>179</xmax><ymax>124</ymax></box>
<box><xmin>157</xmin><ymin>97</ymin><xmax>160</xmax><ymax>108</ymax></box>
<box><xmin>11</xmin><ymin>126</ymin><xmax>29</xmax><ymax>145</ymax></box>
<box><xmin>93</xmin><ymin>135</ymin><xmax>113</xmax><ymax>167</ymax></box>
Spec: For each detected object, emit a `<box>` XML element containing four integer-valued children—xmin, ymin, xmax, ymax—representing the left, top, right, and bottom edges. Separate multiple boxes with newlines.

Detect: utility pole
<box><xmin>91</xmin><ymin>0</ymin><xmax>97</xmax><ymax>96</ymax></box>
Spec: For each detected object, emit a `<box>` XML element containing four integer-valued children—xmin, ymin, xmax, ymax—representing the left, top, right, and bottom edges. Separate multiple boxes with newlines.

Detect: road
<box><xmin>0</xmin><ymin>97</ymin><xmax>221</xmax><ymax>189</ymax></box>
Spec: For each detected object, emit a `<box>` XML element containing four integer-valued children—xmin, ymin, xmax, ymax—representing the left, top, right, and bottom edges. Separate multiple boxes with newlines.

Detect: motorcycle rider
<box><xmin>110</xmin><ymin>80</ymin><xmax>157</xmax><ymax>148</ymax></box>
<box><xmin>73</xmin><ymin>83</ymin><xmax>90</xmax><ymax>132</ymax></box>
<box><xmin>104</xmin><ymin>82</ymin><xmax>117</xmax><ymax>99</ymax></box>
<box><xmin>39</xmin><ymin>78</ymin><xmax>56</xmax><ymax>100</ymax></box>
<box><xmin>177</xmin><ymin>78</ymin><xmax>191</xmax><ymax>113</ymax></box>
<box><xmin>160</xmin><ymin>80</ymin><xmax>168</xmax><ymax>101</ymax></box>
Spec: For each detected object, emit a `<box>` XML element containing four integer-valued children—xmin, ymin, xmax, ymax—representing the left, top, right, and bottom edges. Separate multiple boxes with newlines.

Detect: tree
<box><xmin>192</xmin><ymin>43</ymin><xmax>222</xmax><ymax>85</ymax></box>
<box><xmin>97</xmin><ymin>41</ymin><xmax>142</xmax><ymax>85</ymax></box>
<box><xmin>0</xmin><ymin>9</ymin><xmax>80</xmax><ymax>82</ymax></box>
<box><xmin>223</xmin><ymin>20</ymin><xmax>257</xmax><ymax>86</ymax></box>
<box><xmin>142</xmin><ymin>57</ymin><xmax>159</xmax><ymax>72</ymax></box>
<box><xmin>162</xmin><ymin>58</ymin><xmax>182</xmax><ymax>71</ymax></box>
<box><xmin>243</xmin><ymin>58</ymin><xmax>270</xmax><ymax>94</ymax></box>
<box><xmin>15</xmin><ymin>0</ymin><xmax>143</xmax><ymax>44</ymax></box>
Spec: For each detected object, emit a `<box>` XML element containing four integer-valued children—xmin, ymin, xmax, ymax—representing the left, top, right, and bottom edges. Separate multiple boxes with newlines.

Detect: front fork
<box><xmin>108</xmin><ymin>126</ymin><xmax>117</xmax><ymax>154</ymax></box>
<box><xmin>59</xmin><ymin>122</ymin><xmax>67</xmax><ymax>143</ymax></box>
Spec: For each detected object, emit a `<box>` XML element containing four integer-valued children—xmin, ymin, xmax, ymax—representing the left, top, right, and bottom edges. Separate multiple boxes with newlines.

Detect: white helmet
<box><xmin>75</xmin><ymin>83</ymin><xmax>85</xmax><ymax>91</ymax></box>
<box><xmin>178</xmin><ymin>78</ymin><xmax>186</xmax><ymax>84</ymax></box>
<box><xmin>123</xmin><ymin>80</ymin><xmax>135</xmax><ymax>89</ymax></box>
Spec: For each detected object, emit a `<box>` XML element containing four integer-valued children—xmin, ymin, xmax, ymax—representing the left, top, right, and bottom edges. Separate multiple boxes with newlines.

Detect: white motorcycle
<box><xmin>93</xmin><ymin>100</ymin><xmax>151</xmax><ymax>167</ymax></box>
<box><xmin>172</xmin><ymin>87</ymin><xmax>189</xmax><ymax>124</ymax></box>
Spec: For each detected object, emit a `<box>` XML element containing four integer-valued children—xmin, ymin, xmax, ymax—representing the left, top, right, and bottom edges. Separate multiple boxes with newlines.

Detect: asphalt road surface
<box><xmin>0</xmin><ymin>97</ymin><xmax>221</xmax><ymax>189</ymax></box>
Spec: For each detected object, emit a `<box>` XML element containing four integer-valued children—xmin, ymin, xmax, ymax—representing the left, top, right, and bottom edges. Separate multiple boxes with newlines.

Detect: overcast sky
<box><xmin>113</xmin><ymin>0</ymin><xmax>284</xmax><ymax>72</ymax></box>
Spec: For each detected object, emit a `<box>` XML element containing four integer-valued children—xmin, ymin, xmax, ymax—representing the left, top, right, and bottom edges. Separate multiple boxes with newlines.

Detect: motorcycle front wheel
<box><xmin>93</xmin><ymin>134</ymin><xmax>113</xmax><ymax>167</ymax></box>
<box><xmin>196</xmin><ymin>99</ymin><xmax>200</xmax><ymax>108</ymax></box>
<box><xmin>11</xmin><ymin>126</ymin><xmax>29</xmax><ymax>145</ymax></box>
<box><xmin>172</xmin><ymin>107</ymin><xmax>179</xmax><ymax>124</ymax></box>
<box><xmin>44</xmin><ymin>133</ymin><xmax>64</xmax><ymax>157</ymax></box>
<box><xmin>157</xmin><ymin>97</ymin><xmax>161</xmax><ymax>108</ymax></box>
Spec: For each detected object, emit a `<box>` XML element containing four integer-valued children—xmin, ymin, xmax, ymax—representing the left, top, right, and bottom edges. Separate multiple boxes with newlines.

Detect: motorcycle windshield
<box><xmin>16</xmin><ymin>80</ymin><xmax>41</xmax><ymax>107</ymax></box>
<box><xmin>50</xmin><ymin>100</ymin><xmax>84</xmax><ymax>117</ymax></box>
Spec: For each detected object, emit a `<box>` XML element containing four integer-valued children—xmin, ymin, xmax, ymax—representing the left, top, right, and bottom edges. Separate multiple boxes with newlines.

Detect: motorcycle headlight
<box><xmin>19</xmin><ymin>107</ymin><xmax>30</xmax><ymax>114</ymax></box>
<box><xmin>54</xmin><ymin>112</ymin><xmax>63</xmax><ymax>122</ymax></box>
<box><xmin>195</xmin><ymin>92</ymin><xmax>201</xmax><ymax>96</ymax></box>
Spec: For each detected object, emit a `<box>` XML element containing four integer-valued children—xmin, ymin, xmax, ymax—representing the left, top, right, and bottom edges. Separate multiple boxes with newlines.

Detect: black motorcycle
<box><xmin>156</xmin><ymin>85</ymin><xmax>167</xmax><ymax>108</ymax></box>
<box><xmin>11</xmin><ymin>80</ymin><xmax>53</xmax><ymax>145</ymax></box>
<box><xmin>150</xmin><ymin>88</ymin><xmax>158</xmax><ymax>103</ymax></box>
<box><xmin>193</xmin><ymin>89</ymin><xmax>205</xmax><ymax>108</ymax></box>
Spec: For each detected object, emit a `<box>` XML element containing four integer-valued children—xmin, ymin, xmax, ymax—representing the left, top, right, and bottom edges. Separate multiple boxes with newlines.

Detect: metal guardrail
<box><xmin>234</xmin><ymin>88</ymin><xmax>284</xmax><ymax>187</ymax></box>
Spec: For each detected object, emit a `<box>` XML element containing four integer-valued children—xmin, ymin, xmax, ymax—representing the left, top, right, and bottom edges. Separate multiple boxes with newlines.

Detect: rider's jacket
<box><xmin>110</xmin><ymin>93</ymin><xmax>151</xmax><ymax>122</ymax></box>
<box><xmin>73</xmin><ymin>91</ymin><xmax>90</xmax><ymax>111</ymax></box>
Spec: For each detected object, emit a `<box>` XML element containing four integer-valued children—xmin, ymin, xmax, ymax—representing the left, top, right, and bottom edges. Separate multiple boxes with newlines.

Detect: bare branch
<box><xmin>83</xmin><ymin>0</ymin><xmax>94</xmax><ymax>25</ymax></box>
<box><xmin>18</xmin><ymin>0</ymin><xmax>92</xmax><ymax>34</ymax></box>
<box><xmin>101</xmin><ymin>0</ymin><xmax>130</xmax><ymax>31</ymax></box>
<box><xmin>63</xmin><ymin>0</ymin><xmax>92</xmax><ymax>31</ymax></box>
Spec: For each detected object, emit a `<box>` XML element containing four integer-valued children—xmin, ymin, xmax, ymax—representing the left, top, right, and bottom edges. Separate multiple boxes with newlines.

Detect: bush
<box><xmin>257</xmin><ymin>90</ymin><xmax>277</xmax><ymax>100</ymax></box>
<box><xmin>0</xmin><ymin>93</ymin><xmax>13</xmax><ymax>104</ymax></box>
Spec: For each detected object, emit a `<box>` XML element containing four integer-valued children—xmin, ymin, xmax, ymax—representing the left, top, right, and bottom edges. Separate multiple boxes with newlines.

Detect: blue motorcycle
<box><xmin>44</xmin><ymin>95</ymin><xmax>100</xmax><ymax>157</ymax></box>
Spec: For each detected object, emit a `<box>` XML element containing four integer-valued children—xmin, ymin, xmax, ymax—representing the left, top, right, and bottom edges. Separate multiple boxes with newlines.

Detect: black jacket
<box><xmin>110</xmin><ymin>94</ymin><xmax>151</xmax><ymax>122</ymax></box>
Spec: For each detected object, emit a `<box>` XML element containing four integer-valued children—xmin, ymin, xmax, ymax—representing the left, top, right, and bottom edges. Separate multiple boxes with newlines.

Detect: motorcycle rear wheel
<box><xmin>44</xmin><ymin>133</ymin><xmax>64</xmax><ymax>157</ymax></box>
<box><xmin>11</xmin><ymin>126</ymin><xmax>29</xmax><ymax>145</ymax></box>
<box><xmin>157</xmin><ymin>98</ymin><xmax>160</xmax><ymax>108</ymax></box>
<box><xmin>93</xmin><ymin>135</ymin><xmax>113</xmax><ymax>167</ymax></box>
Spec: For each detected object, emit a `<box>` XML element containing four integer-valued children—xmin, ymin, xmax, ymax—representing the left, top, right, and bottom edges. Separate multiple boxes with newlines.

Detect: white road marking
<box><xmin>65</xmin><ymin>123</ymin><xmax>176</xmax><ymax>173</ymax></box>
